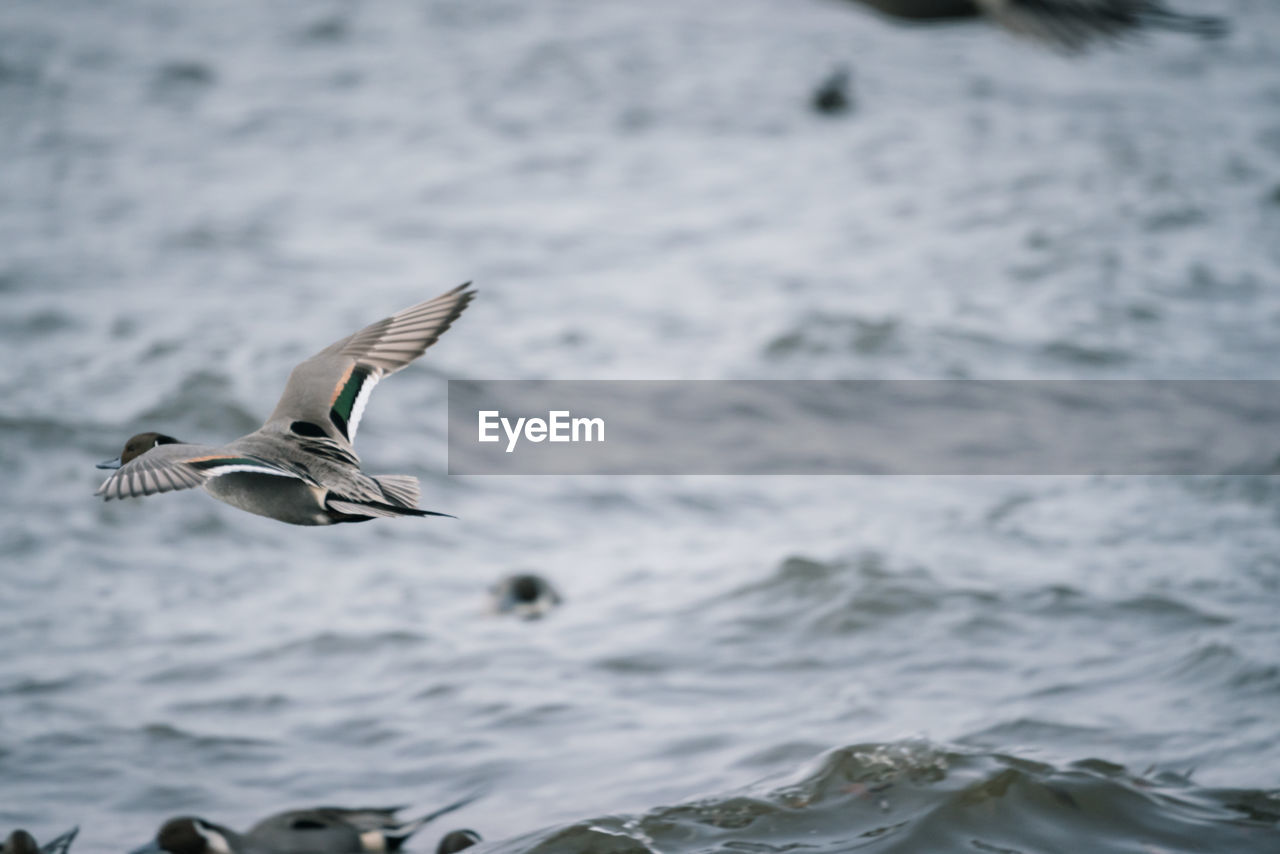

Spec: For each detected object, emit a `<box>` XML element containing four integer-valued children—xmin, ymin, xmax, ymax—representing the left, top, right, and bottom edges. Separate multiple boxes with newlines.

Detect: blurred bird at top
<box><xmin>840</xmin><ymin>0</ymin><xmax>1228</xmax><ymax>52</ymax></box>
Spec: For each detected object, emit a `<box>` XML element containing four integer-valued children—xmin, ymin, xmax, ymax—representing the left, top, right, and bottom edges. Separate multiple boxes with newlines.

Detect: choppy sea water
<box><xmin>3</xmin><ymin>0</ymin><xmax>1280</xmax><ymax>852</ymax></box>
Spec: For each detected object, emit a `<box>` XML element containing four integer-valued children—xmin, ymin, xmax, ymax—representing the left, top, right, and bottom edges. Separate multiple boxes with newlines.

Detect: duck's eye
<box><xmin>290</xmin><ymin>421</ymin><xmax>327</xmax><ymax>437</ymax></box>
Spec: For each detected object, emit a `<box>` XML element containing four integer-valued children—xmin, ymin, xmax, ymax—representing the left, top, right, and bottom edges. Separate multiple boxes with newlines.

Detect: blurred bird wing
<box><xmin>39</xmin><ymin>829</ymin><xmax>79</xmax><ymax>854</ymax></box>
<box><xmin>976</xmin><ymin>0</ymin><xmax>1226</xmax><ymax>52</ymax></box>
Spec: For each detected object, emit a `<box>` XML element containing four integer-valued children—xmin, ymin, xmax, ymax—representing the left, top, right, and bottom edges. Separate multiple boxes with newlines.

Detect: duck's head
<box><xmin>97</xmin><ymin>432</ymin><xmax>182</xmax><ymax>470</ymax></box>
<box><xmin>132</xmin><ymin>818</ymin><xmax>233</xmax><ymax>854</ymax></box>
<box><xmin>2</xmin><ymin>831</ymin><xmax>40</xmax><ymax>854</ymax></box>
<box><xmin>436</xmin><ymin>829</ymin><xmax>482</xmax><ymax>854</ymax></box>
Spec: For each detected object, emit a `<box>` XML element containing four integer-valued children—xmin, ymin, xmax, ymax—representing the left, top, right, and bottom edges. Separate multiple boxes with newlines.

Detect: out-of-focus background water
<box><xmin>3</xmin><ymin>0</ymin><xmax>1280</xmax><ymax>851</ymax></box>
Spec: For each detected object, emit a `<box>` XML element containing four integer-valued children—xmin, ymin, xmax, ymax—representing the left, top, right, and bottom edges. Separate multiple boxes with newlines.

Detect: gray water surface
<box><xmin>2</xmin><ymin>0</ymin><xmax>1279</xmax><ymax>851</ymax></box>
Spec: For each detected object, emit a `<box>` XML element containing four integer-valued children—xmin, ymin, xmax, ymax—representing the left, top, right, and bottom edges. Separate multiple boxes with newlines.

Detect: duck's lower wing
<box><xmin>977</xmin><ymin>0</ymin><xmax>1228</xmax><ymax>52</ymax></box>
<box><xmin>95</xmin><ymin>443</ymin><xmax>308</xmax><ymax>501</ymax></box>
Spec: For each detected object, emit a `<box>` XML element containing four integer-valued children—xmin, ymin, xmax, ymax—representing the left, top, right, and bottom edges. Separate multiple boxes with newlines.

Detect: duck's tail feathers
<box><xmin>373</xmin><ymin>474</ymin><xmax>421</xmax><ymax>508</ymax></box>
<box><xmin>326</xmin><ymin>498</ymin><xmax>454</xmax><ymax>520</ymax></box>
<box><xmin>384</xmin><ymin>793</ymin><xmax>484</xmax><ymax>851</ymax></box>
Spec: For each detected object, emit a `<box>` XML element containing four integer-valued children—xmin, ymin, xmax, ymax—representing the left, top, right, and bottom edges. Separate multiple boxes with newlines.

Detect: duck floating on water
<box><xmin>132</xmin><ymin>797</ymin><xmax>475</xmax><ymax>854</ymax></box>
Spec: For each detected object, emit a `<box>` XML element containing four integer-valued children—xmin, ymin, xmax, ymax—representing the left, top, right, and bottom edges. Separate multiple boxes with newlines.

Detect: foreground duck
<box><xmin>133</xmin><ymin>798</ymin><xmax>474</xmax><ymax>854</ymax></box>
<box><xmin>846</xmin><ymin>0</ymin><xmax>1227</xmax><ymax>52</ymax></box>
<box><xmin>96</xmin><ymin>284</ymin><xmax>474</xmax><ymax>525</ymax></box>
<box><xmin>1</xmin><ymin>829</ymin><xmax>78</xmax><ymax>854</ymax></box>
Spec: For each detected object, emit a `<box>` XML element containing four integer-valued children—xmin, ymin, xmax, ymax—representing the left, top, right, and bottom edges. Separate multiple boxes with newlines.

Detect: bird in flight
<box><xmin>96</xmin><ymin>284</ymin><xmax>474</xmax><ymax>525</ymax></box>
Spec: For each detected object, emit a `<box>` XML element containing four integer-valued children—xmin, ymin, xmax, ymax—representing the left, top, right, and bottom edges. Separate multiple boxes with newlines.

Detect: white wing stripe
<box><xmin>199</xmin><ymin>463</ymin><xmax>304</xmax><ymax>479</ymax></box>
<box><xmin>347</xmin><ymin>374</ymin><xmax>380</xmax><ymax>442</ymax></box>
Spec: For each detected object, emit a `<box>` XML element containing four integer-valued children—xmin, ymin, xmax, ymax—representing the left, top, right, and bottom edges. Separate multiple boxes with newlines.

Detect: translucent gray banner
<box><xmin>446</xmin><ymin>381</ymin><xmax>1280</xmax><ymax>475</ymax></box>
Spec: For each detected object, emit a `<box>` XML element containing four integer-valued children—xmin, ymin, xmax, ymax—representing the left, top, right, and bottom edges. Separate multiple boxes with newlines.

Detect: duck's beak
<box><xmin>128</xmin><ymin>840</ymin><xmax>162</xmax><ymax>854</ymax></box>
<box><xmin>97</xmin><ymin>457</ymin><xmax>122</xmax><ymax>470</ymax></box>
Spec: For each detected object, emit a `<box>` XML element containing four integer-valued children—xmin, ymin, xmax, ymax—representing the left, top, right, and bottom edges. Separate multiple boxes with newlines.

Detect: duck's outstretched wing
<box><xmin>265</xmin><ymin>284</ymin><xmax>476</xmax><ymax>447</ymax></box>
<box><xmin>95</xmin><ymin>443</ymin><xmax>306</xmax><ymax>501</ymax></box>
<box><xmin>976</xmin><ymin>0</ymin><xmax>1228</xmax><ymax>52</ymax></box>
<box><xmin>39</xmin><ymin>828</ymin><xmax>79</xmax><ymax>854</ymax></box>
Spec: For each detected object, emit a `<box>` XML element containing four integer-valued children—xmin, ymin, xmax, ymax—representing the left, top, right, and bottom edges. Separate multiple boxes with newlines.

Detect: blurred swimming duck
<box><xmin>489</xmin><ymin>573</ymin><xmax>562</xmax><ymax>620</ymax></box>
<box><xmin>96</xmin><ymin>284</ymin><xmax>474</xmax><ymax>525</ymax></box>
<box><xmin>134</xmin><ymin>798</ymin><xmax>475</xmax><ymax>854</ymax></box>
<box><xmin>2</xmin><ymin>829</ymin><xmax>78</xmax><ymax>854</ymax></box>
<box><xmin>843</xmin><ymin>0</ymin><xmax>1227</xmax><ymax>52</ymax></box>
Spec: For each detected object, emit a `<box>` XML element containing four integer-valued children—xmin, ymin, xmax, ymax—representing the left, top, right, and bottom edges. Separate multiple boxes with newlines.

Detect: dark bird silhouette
<box><xmin>489</xmin><ymin>573</ymin><xmax>562</xmax><ymax>620</ymax></box>
<box><xmin>812</xmin><ymin>65</ymin><xmax>854</xmax><ymax>115</ymax></box>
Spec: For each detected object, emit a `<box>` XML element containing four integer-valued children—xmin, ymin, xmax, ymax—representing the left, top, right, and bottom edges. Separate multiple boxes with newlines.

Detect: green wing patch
<box><xmin>330</xmin><ymin>366</ymin><xmax>372</xmax><ymax>439</ymax></box>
